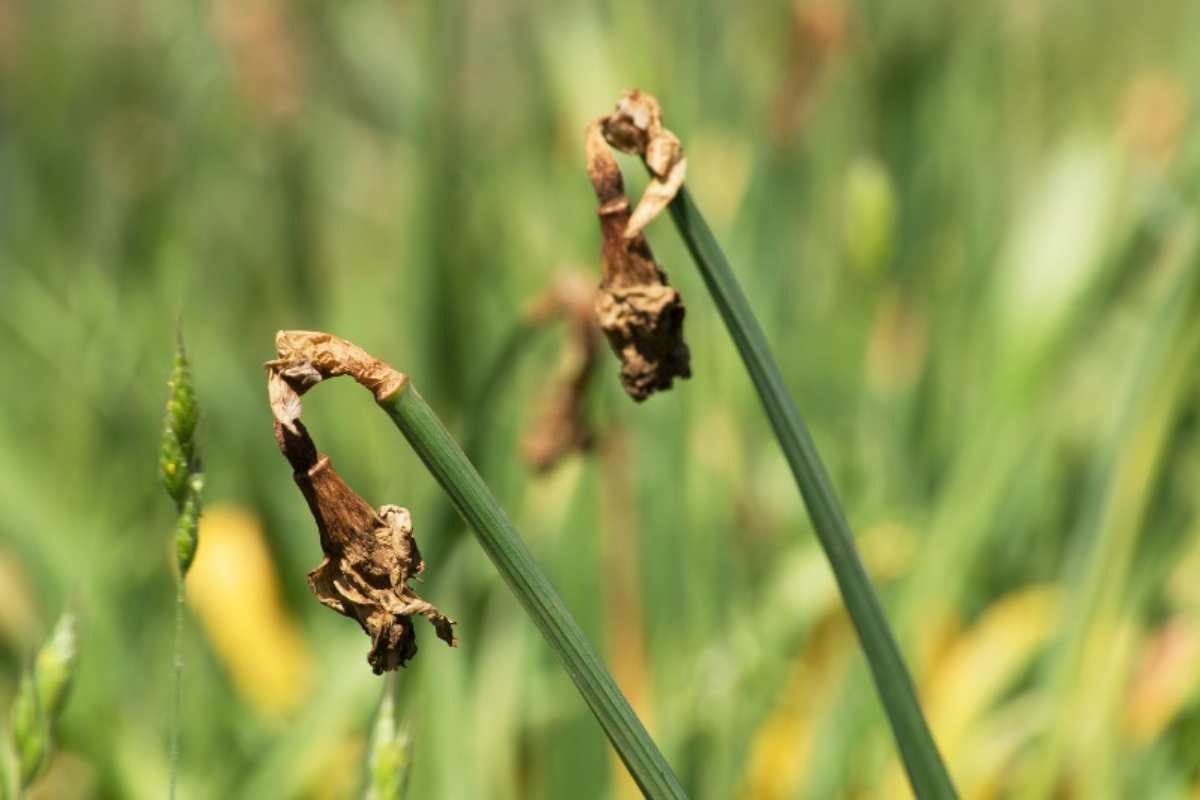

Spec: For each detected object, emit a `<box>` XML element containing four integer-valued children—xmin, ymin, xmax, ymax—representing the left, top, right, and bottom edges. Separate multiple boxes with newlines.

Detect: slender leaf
<box><xmin>377</xmin><ymin>385</ymin><xmax>687</xmax><ymax>800</ymax></box>
<box><xmin>664</xmin><ymin>187</ymin><xmax>958</xmax><ymax>799</ymax></box>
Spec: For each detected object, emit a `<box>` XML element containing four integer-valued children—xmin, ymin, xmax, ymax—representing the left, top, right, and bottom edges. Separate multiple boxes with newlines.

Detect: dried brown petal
<box><xmin>266</xmin><ymin>334</ymin><xmax>454</xmax><ymax>674</ymax></box>
<box><xmin>586</xmin><ymin>106</ymin><xmax>691</xmax><ymax>402</ymax></box>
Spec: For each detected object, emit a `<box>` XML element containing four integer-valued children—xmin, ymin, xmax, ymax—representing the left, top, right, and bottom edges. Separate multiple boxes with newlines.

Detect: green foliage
<box><xmin>1</xmin><ymin>1</ymin><xmax>1199</xmax><ymax>797</ymax></box>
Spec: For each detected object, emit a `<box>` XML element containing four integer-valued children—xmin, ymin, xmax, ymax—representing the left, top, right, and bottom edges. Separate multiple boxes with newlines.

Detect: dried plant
<box><xmin>265</xmin><ymin>329</ymin><xmax>685</xmax><ymax>797</ymax></box>
<box><xmin>267</xmin><ymin>332</ymin><xmax>456</xmax><ymax>674</ymax></box>
<box><xmin>586</xmin><ymin>92</ymin><xmax>691</xmax><ymax>401</ymax></box>
<box><xmin>521</xmin><ymin>272</ymin><xmax>602</xmax><ymax>472</ymax></box>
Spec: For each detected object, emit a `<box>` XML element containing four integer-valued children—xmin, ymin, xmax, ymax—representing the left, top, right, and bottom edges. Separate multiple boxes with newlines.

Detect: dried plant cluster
<box><xmin>587</xmin><ymin>90</ymin><xmax>691</xmax><ymax>401</ymax></box>
<box><xmin>267</xmin><ymin>331</ymin><xmax>456</xmax><ymax>673</ymax></box>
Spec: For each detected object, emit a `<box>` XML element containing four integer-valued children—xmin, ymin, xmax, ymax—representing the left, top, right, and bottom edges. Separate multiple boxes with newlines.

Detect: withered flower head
<box><xmin>587</xmin><ymin>90</ymin><xmax>692</xmax><ymax>401</ymax></box>
<box><xmin>267</xmin><ymin>331</ymin><xmax>455</xmax><ymax>674</ymax></box>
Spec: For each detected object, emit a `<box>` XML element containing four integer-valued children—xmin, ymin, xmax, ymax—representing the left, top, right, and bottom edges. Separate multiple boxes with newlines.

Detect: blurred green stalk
<box><xmin>376</xmin><ymin>384</ymin><xmax>687</xmax><ymax>800</ymax></box>
<box><xmin>365</xmin><ymin>678</ymin><xmax>411</xmax><ymax>800</ymax></box>
<box><xmin>0</xmin><ymin>731</ymin><xmax>15</xmax><ymax>800</ymax></box>
<box><xmin>664</xmin><ymin>187</ymin><xmax>958</xmax><ymax>799</ymax></box>
<box><xmin>1020</xmin><ymin>224</ymin><xmax>1200</xmax><ymax>799</ymax></box>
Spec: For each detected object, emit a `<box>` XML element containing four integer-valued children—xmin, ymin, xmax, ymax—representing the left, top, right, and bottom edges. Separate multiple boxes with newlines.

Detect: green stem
<box><xmin>168</xmin><ymin>577</ymin><xmax>184</xmax><ymax>800</ymax></box>
<box><xmin>664</xmin><ymin>187</ymin><xmax>957</xmax><ymax>799</ymax></box>
<box><xmin>377</xmin><ymin>385</ymin><xmax>687</xmax><ymax>800</ymax></box>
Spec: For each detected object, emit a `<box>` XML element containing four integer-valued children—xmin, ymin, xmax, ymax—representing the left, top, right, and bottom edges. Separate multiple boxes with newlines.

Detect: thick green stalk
<box><xmin>665</xmin><ymin>187</ymin><xmax>957</xmax><ymax>799</ymax></box>
<box><xmin>377</xmin><ymin>385</ymin><xmax>686</xmax><ymax>800</ymax></box>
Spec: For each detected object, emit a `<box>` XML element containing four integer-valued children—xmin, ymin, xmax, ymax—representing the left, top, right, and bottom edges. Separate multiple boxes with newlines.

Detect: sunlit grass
<box><xmin>1</xmin><ymin>1</ymin><xmax>1199</xmax><ymax>797</ymax></box>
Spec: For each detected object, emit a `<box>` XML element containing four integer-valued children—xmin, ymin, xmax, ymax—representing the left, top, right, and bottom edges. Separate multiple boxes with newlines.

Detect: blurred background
<box><xmin>2</xmin><ymin>0</ymin><xmax>1200</xmax><ymax>797</ymax></box>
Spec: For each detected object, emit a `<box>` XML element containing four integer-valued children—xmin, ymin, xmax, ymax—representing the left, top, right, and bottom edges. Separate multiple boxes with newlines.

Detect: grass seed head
<box><xmin>9</xmin><ymin>611</ymin><xmax>77</xmax><ymax>788</ymax></box>
<box><xmin>366</xmin><ymin>689</ymin><xmax>412</xmax><ymax>800</ymax></box>
<box><xmin>161</xmin><ymin>335</ymin><xmax>203</xmax><ymax>576</ymax></box>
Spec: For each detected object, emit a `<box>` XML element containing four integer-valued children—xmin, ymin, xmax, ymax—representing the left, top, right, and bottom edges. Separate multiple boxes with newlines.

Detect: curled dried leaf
<box><xmin>599</xmin><ymin>90</ymin><xmax>688</xmax><ymax>240</ymax></box>
<box><xmin>586</xmin><ymin>105</ymin><xmax>691</xmax><ymax>402</ymax></box>
<box><xmin>268</xmin><ymin>330</ymin><xmax>408</xmax><ymax>433</ymax></box>
<box><xmin>266</xmin><ymin>333</ymin><xmax>454</xmax><ymax>673</ymax></box>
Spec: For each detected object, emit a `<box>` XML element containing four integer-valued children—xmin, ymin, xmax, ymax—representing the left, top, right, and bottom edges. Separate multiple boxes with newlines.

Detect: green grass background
<box><xmin>2</xmin><ymin>0</ymin><xmax>1200</xmax><ymax>797</ymax></box>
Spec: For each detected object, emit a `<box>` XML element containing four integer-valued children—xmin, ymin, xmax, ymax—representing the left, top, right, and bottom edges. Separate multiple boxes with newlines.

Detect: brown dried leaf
<box><xmin>586</xmin><ymin>98</ymin><xmax>692</xmax><ymax>402</ymax></box>
<box><xmin>522</xmin><ymin>273</ymin><xmax>601</xmax><ymax>471</ymax></box>
<box><xmin>266</xmin><ymin>333</ymin><xmax>454</xmax><ymax>674</ymax></box>
<box><xmin>594</xmin><ymin>285</ymin><xmax>689</xmax><ymax>402</ymax></box>
<box><xmin>271</xmin><ymin>330</ymin><xmax>407</xmax><ymax>401</ymax></box>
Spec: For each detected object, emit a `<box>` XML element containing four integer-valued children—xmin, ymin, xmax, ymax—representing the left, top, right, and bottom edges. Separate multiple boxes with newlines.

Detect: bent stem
<box><xmin>665</xmin><ymin>187</ymin><xmax>957</xmax><ymax>799</ymax></box>
<box><xmin>377</xmin><ymin>384</ymin><xmax>687</xmax><ymax>800</ymax></box>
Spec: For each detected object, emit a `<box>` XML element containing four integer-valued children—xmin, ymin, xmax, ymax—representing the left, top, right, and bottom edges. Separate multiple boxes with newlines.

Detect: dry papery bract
<box><xmin>521</xmin><ymin>272</ymin><xmax>602</xmax><ymax>472</ymax></box>
<box><xmin>267</xmin><ymin>330</ymin><xmax>455</xmax><ymax>674</ymax></box>
<box><xmin>587</xmin><ymin>89</ymin><xmax>691</xmax><ymax>402</ymax></box>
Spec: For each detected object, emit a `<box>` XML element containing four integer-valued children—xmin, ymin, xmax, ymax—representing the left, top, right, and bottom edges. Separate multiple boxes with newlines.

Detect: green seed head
<box><xmin>366</xmin><ymin>691</ymin><xmax>411</xmax><ymax>800</ymax></box>
<box><xmin>160</xmin><ymin>428</ymin><xmax>189</xmax><ymax>506</ymax></box>
<box><xmin>176</xmin><ymin>493</ymin><xmax>200</xmax><ymax>577</ymax></box>
<box><xmin>166</xmin><ymin>345</ymin><xmax>198</xmax><ymax>451</ymax></box>
<box><xmin>10</xmin><ymin>611</ymin><xmax>77</xmax><ymax>788</ymax></box>
<box><xmin>161</xmin><ymin>334</ymin><xmax>203</xmax><ymax>578</ymax></box>
<box><xmin>161</xmin><ymin>339</ymin><xmax>199</xmax><ymax>508</ymax></box>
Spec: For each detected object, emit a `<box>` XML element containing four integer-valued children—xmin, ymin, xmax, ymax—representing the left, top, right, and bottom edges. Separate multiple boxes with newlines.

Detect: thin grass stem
<box><xmin>168</xmin><ymin>578</ymin><xmax>184</xmax><ymax>800</ymax></box>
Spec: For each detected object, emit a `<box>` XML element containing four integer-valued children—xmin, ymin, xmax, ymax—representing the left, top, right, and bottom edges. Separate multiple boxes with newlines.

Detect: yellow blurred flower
<box><xmin>1120</xmin><ymin>72</ymin><xmax>1191</xmax><ymax>167</ymax></box>
<box><xmin>737</xmin><ymin>617</ymin><xmax>853</xmax><ymax>800</ymax></box>
<box><xmin>881</xmin><ymin>586</ymin><xmax>1061</xmax><ymax>798</ymax></box>
<box><xmin>303</xmin><ymin>734</ymin><xmax>365</xmax><ymax>800</ymax></box>
<box><xmin>186</xmin><ymin>504</ymin><xmax>312</xmax><ymax>717</ymax></box>
<box><xmin>1124</xmin><ymin>618</ymin><xmax>1200</xmax><ymax>745</ymax></box>
<box><xmin>737</xmin><ymin>524</ymin><xmax>916</xmax><ymax>799</ymax></box>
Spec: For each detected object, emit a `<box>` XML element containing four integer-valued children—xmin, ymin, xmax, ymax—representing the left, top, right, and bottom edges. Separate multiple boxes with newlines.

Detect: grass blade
<box><xmin>378</xmin><ymin>384</ymin><xmax>687</xmax><ymax>800</ymax></box>
<box><xmin>665</xmin><ymin>187</ymin><xmax>958</xmax><ymax>799</ymax></box>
